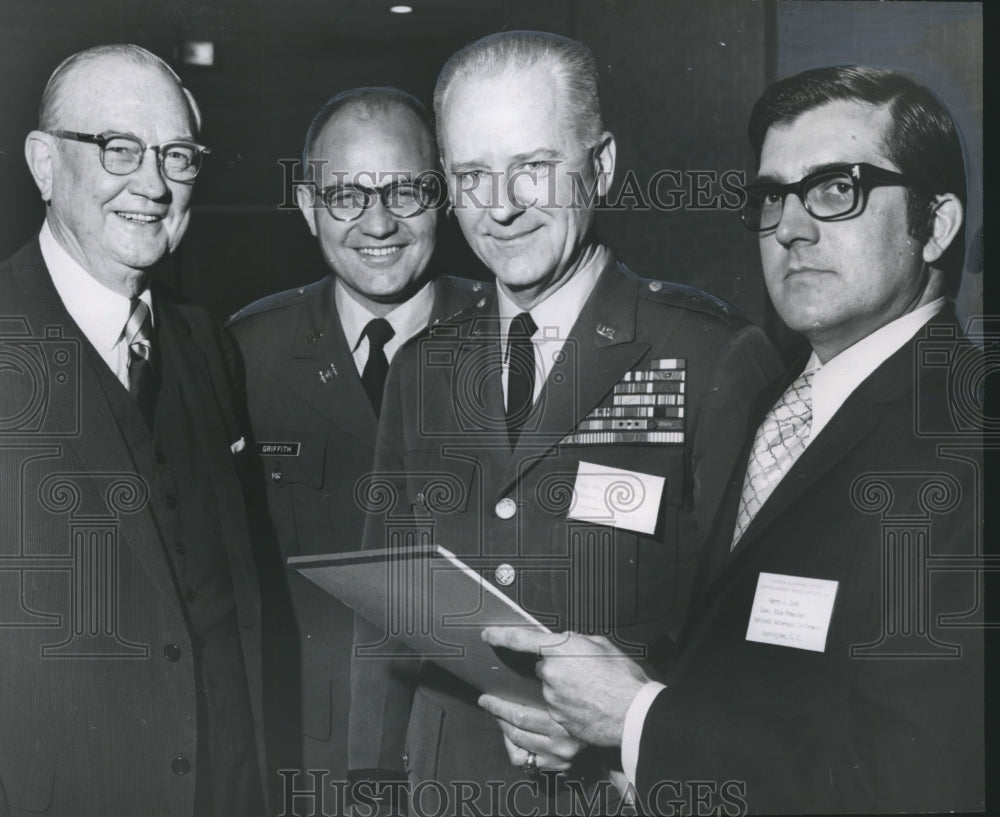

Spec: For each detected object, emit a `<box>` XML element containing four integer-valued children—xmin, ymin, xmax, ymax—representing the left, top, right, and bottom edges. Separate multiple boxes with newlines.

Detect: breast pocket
<box><xmin>552</xmin><ymin>446</ymin><xmax>688</xmax><ymax>631</ymax></box>
<box><xmin>260</xmin><ymin>432</ymin><xmax>334</xmax><ymax>556</ymax></box>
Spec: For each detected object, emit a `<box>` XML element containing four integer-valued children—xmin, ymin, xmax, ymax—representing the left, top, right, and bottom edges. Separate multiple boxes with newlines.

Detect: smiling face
<box><xmin>757</xmin><ymin>100</ymin><xmax>950</xmax><ymax>362</ymax></box>
<box><xmin>41</xmin><ymin>57</ymin><xmax>196</xmax><ymax>298</ymax></box>
<box><xmin>297</xmin><ymin>106</ymin><xmax>438</xmax><ymax>312</ymax></box>
<box><xmin>439</xmin><ymin>65</ymin><xmax>614</xmax><ymax>309</ymax></box>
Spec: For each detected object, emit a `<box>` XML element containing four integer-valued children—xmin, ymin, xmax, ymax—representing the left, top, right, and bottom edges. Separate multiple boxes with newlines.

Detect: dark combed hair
<box><xmin>301</xmin><ymin>86</ymin><xmax>435</xmax><ymax>177</ymax></box>
<box><xmin>748</xmin><ymin>65</ymin><xmax>967</xmax><ymax>295</ymax></box>
<box><xmin>433</xmin><ymin>30</ymin><xmax>605</xmax><ymax>153</ymax></box>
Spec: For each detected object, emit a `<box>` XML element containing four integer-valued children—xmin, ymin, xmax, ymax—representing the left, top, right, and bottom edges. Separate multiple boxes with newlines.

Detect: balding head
<box><xmin>38</xmin><ymin>44</ymin><xmax>201</xmax><ymax>136</ymax></box>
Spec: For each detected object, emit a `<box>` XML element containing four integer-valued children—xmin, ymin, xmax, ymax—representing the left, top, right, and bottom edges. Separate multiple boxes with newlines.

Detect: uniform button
<box><xmin>414</xmin><ymin>492</ymin><xmax>426</xmax><ymax>507</ymax></box>
<box><xmin>648</xmin><ymin>280</ymin><xmax>663</xmax><ymax>293</ymax></box>
<box><xmin>165</xmin><ymin>495</ymin><xmax>178</xmax><ymax>509</ymax></box>
<box><xmin>171</xmin><ymin>756</ymin><xmax>191</xmax><ymax>775</ymax></box>
<box><xmin>401</xmin><ymin>752</ymin><xmax>409</xmax><ymax>767</ymax></box>
<box><xmin>494</xmin><ymin>563</ymin><xmax>516</xmax><ymax>586</ymax></box>
<box><xmin>174</xmin><ymin>541</ymin><xmax>186</xmax><ymax>556</ymax></box>
<box><xmin>495</xmin><ymin>498</ymin><xmax>517</xmax><ymax>519</ymax></box>
<box><xmin>163</xmin><ymin>643</ymin><xmax>182</xmax><ymax>662</ymax></box>
<box><xmin>270</xmin><ymin>468</ymin><xmax>283</xmax><ymax>483</ymax></box>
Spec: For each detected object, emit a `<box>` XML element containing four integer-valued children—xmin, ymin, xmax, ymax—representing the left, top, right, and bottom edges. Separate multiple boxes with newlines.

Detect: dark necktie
<box><xmin>125</xmin><ymin>297</ymin><xmax>157</xmax><ymax>427</ymax></box>
<box><xmin>361</xmin><ymin>318</ymin><xmax>395</xmax><ymax>416</ymax></box>
<box><xmin>505</xmin><ymin>311</ymin><xmax>537</xmax><ymax>446</ymax></box>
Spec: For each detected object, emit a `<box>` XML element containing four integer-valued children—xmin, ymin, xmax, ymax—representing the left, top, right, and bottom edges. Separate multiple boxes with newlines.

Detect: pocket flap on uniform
<box><xmin>258</xmin><ymin>432</ymin><xmax>328</xmax><ymax>489</ymax></box>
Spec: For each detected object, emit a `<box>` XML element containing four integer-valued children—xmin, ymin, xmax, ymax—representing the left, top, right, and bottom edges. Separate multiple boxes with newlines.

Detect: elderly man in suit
<box><xmin>484</xmin><ymin>65</ymin><xmax>984</xmax><ymax>815</ymax></box>
<box><xmin>0</xmin><ymin>45</ymin><xmax>267</xmax><ymax>815</ymax></box>
<box><xmin>228</xmin><ymin>87</ymin><xmax>487</xmax><ymax>800</ymax></box>
<box><xmin>348</xmin><ymin>31</ymin><xmax>781</xmax><ymax>816</ymax></box>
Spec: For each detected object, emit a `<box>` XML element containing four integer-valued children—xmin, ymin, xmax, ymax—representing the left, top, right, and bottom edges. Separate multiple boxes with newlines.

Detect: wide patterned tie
<box><xmin>125</xmin><ymin>297</ymin><xmax>156</xmax><ymax>428</ymax></box>
<box><xmin>361</xmin><ymin>317</ymin><xmax>395</xmax><ymax>416</ymax></box>
<box><xmin>505</xmin><ymin>311</ymin><xmax>538</xmax><ymax>447</ymax></box>
<box><xmin>731</xmin><ymin>368</ymin><xmax>815</xmax><ymax>549</ymax></box>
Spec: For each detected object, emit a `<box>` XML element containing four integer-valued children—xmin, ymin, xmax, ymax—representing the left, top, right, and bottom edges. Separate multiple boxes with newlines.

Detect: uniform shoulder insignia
<box><xmin>227</xmin><ymin>279</ymin><xmax>326</xmax><ymax>324</ymax></box>
<box><xmin>638</xmin><ymin>276</ymin><xmax>746</xmax><ymax>325</ymax></box>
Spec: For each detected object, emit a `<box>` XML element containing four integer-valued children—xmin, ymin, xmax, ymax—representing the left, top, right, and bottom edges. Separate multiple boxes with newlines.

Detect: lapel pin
<box><xmin>307</xmin><ymin>329</ymin><xmax>324</xmax><ymax>344</ymax></box>
<box><xmin>596</xmin><ymin>323</ymin><xmax>616</xmax><ymax>340</ymax></box>
<box><xmin>317</xmin><ymin>363</ymin><xmax>338</xmax><ymax>383</ymax></box>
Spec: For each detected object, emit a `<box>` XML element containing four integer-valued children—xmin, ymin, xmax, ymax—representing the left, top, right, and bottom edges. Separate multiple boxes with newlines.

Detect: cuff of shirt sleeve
<box><xmin>621</xmin><ymin>680</ymin><xmax>667</xmax><ymax>785</ymax></box>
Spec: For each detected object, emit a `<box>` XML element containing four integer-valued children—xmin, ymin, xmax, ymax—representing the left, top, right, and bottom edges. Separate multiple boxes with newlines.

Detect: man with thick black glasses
<box><xmin>483</xmin><ymin>65</ymin><xmax>984</xmax><ymax>814</ymax></box>
<box><xmin>0</xmin><ymin>44</ymin><xmax>267</xmax><ymax>815</ymax></box>
<box><xmin>228</xmin><ymin>87</ymin><xmax>486</xmax><ymax>800</ymax></box>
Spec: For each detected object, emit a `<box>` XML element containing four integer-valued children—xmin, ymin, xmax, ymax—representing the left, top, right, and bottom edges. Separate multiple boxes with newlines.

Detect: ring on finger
<box><xmin>521</xmin><ymin>751</ymin><xmax>539</xmax><ymax>779</ymax></box>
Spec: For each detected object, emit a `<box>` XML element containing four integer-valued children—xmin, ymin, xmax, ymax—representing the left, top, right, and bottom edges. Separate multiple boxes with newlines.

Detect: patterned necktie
<box><xmin>505</xmin><ymin>311</ymin><xmax>538</xmax><ymax>447</ymax></box>
<box><xmin>125</xmin><ymin>297</ymin><xmax>156</xmax><ymax>427</ymax></box>
<box><xmin>731</xmin><ymin>368</ymin><xmax>815</xmax><ymax>549</ymax></box>
<box><xmin>361</xmin><ymin>318</ymin><xmax>395</xmax><ymax>416</ymax></box>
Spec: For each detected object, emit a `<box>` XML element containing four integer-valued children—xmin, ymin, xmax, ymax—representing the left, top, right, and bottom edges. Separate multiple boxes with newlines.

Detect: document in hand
<box><xmin>290</xmin><ymin>544</ymin><xmax>550</xmax><ymax>706</ymax></box>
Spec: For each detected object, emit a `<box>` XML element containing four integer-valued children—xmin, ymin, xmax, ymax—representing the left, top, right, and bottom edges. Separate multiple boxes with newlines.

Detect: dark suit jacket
<box><xmin>635</xmin><ymin>308</ymin><xmax>984</xmax><ymax>814</ymax></box>
<box><xmin>227</xmin><ymin>274</ymin><xmax>490</xmax><ymax>787</ymax></box>
<box><xmin>0</xmin><ymin>240</ymin><xmax>266</xmax><ymax>816</ymax></box>
<box><xmin>349</xmin><ymin>258</ymin><xmax>783</xmax><ymax>813</ymax></box>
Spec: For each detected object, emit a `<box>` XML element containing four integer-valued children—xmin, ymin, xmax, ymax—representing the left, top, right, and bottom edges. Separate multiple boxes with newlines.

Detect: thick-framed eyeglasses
<box><xmin>740</xmin><ymin>162</ymin><xmax>911</xmax><ymax>232</ymax></box>
<box><xmin>317</xmin><ymin>177</ymin><xmax>441</xmax><ymax>222</ymax></box>
<box><xmin>48</xmin><ymin>130</ymin><xmax>211</xmax><ymax>182</ymax></box>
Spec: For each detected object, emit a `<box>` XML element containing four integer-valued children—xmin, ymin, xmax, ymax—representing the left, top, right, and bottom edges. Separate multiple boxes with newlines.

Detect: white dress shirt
<box><xmin>39</xmin><ymin>220</ymin><xmax>153</xmax><ymax>389</ymax></box>
<box><xmin>496</xmin><ymin>244</ymin><xmax>610</xmax><ymax>405</ymax></box>
<box><xmin>335</xmin><ymin>277</ymin><xmax>436</xmax><ymax>375</ymax></box>
<box><xmin>619</xmin><ymin>296</ymin><xmax>947</xmax><ymax>784</ymax></box>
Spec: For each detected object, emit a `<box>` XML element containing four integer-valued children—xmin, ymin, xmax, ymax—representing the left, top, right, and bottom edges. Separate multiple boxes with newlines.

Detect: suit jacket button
<box><xmin>270</xmin><ymin>468</ymin><xmax>283</xmax><ymax>483</ymax></box>
<box><xmin>495</xmin><ymin>563</ymin><xmax>516</xmax><ymax>586</ymax></box>
<box><xmin>495</xmin><ymin>498</ymin><xmax>517</xmax><ymax>519</ymax></box>
<box><xmin>171</xmin><ymin>756</ymin><xmax>191</xmax><ymax>775</ymax></box>
<box><xmin>163</xmin><ymin>643</ymin><xmax>182</xmax><ymax>662</ymax></box>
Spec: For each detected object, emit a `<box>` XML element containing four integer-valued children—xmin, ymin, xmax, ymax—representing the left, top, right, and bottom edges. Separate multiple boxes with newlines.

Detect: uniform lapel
<box><xmin>280</xmin><ymin>278</ymin><xmax>378</xmax><ymax>446</ymax></box>
<box><xmin>498</xmin><ymin>261</ymin><xmax>650</xmax><ymax>494</ymax></box>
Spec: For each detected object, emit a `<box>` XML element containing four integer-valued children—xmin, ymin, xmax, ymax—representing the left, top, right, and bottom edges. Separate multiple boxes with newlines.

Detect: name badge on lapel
<box><xmin>745</xmin><ymin>572</ymin><xmax>839</xmax><ymax>652</ymax></box>
<box><xmin>256</xmin><ymin>441</ymin><xmax>301</xmax><ymax>456</ymax></box>
<box><xmin>566</xmin><ymin>461</ymin><xmax>665</xmax><ymax>535</ymax></box>
<box><xmin>560</xmin><ymin>358</ymin><xmax>686</xmax><ymax>446</ymax></box>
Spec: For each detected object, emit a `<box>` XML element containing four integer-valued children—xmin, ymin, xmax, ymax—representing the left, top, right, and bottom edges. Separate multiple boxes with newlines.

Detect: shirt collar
<box><xmin>334</xmin><ymin>276</ymin><xmax>436</xmax><ymax>351</ymax></box>
<box><xmin>496</xmin><ymin>244</ymin><xmax>610</xmax><ymax>343</ymax></box>
<box><xmin>39</xmin><ymin>219</ymin><xmax>153</xmax><ymax>352</ymax></box>
<box><xmin>808</xmin><ymin>298</ymin><xmax>946</xmax><ymax>437</ymax></box>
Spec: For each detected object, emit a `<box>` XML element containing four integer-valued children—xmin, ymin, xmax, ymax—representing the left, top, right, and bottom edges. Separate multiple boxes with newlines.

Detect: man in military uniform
<box><xmin>228</xmin><ymin>87</ymin><xmax>487</xmax><ymax>802</ymax></box>
<box><xmin>348</xmin><ymin>32</ymin><xmax>782</xmax><ymax>815</ymax></box>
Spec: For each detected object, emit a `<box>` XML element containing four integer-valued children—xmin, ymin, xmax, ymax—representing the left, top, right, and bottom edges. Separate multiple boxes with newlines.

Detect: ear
<box><xmin>296</xmin><ymin>184</ymin><xmax>319</xmax><ymax>237</ymax></box>
<box><xmin>591</xmin><ymin>132</ymin><xmax>617</xmax><ymax>197</ymax></box>
<box><xmin>25</xmin><ymin>130</ymin><xmax>56</xmax><ymax>202</ymax></box>
<box><xmin>922</xmin><ymin>193</ymin><xmax>964</xmax><ymax>265</ymax></box>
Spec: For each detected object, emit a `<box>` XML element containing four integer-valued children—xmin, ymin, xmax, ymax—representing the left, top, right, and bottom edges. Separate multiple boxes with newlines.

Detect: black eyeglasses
<box><xmin>317</xmin><ymin>177</ymin><xmax>441</xmax><ymax>222</ymax></box>
<box><xmin>49</xmin><ymin>130</ymin><xmax>211</xmax><ymax>182</ymax></box>
<box><xmin>740</xmin><ymin>163</ymin><xmax>911</xmax><ymax>232</ymax></box>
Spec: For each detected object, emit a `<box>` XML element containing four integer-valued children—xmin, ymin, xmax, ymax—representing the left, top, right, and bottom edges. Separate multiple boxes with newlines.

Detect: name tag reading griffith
<box><xmin>567</xmin><ymin>461</ymin><xmax>665</xmax><ymax>535</ymax></box>
<box><xmin>745</xmin><ymin>572</ymin><xmax>838</xmax><ymax>652</ymax></box>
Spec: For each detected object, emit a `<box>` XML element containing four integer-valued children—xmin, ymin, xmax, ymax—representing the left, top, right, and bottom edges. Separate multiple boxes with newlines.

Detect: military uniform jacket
<box><xmin>0</xmin><ymin>240</ymin><xmax>266</xmax><ymax>816</ymax></box>
<box><xmin>228</xmin><ymin>274</ymin><xmax>490</xmax><ymax>787</ymax></box>
<box><xmin>635</xmin><ymin>307</ymin><xmax>985</xmax><ymax>814</ymax></box>
<box><xmin>349</xmin><ymin>258</ymin><xmax>782</xmax><ymax>812</ymax></box>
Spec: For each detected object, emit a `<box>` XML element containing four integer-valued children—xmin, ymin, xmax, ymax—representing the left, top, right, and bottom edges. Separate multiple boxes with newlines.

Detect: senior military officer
<box><xmin>228</xmin><ymin>87</ymin><xmax>487</xmax><ymax>797</ymax></box>
<box><xmin>0</xmin><ymin>45</ymin><xmax>266</xmax><ymax>815</ymax></box>
<box><xmin>348</xmin><ymin>32</ymin><xmax>782</xmax><ymax>815</ymax></box>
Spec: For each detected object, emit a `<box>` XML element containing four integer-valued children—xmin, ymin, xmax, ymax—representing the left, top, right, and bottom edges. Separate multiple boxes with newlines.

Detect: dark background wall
<box><xmin>0</xmin><ymin>0</ymin><xmax>982</xmax><ymax>339</ymax></box>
